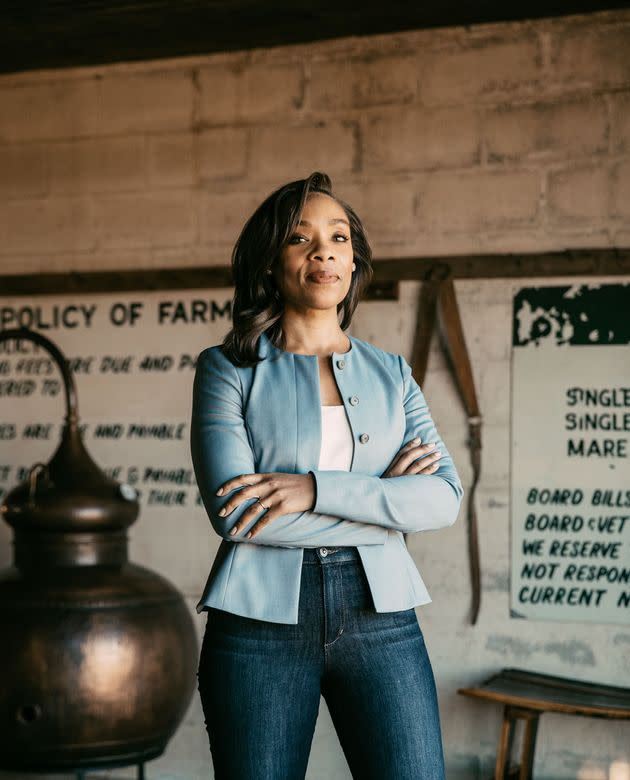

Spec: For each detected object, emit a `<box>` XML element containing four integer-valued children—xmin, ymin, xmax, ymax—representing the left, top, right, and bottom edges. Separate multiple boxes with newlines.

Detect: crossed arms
<box><xmin>190</xmin><ymin>346</ymin><xmax>464</xmax><ymax>548</ymax></box>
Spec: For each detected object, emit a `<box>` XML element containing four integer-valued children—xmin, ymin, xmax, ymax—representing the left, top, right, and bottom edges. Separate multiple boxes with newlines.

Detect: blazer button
<box><xmin>336</xmin><ymin>359</ymin><xmax>346</xmax><ymax>369</ymax></box>
<box><xmin>350</xmin><ymin>395</ymin><xmax>359</xmax><ymax>406</ymax></box>
<box><xmin>359</xmin><ymin>433</ymin><xmax>369</xmax><ymax>444</ymax></box>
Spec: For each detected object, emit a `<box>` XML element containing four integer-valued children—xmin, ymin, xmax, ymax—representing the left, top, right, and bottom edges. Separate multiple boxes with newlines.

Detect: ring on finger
<box><xmin>256</xmin><ymin>497</ymin><xmax>268</xmax><ymax>510</ymax></box>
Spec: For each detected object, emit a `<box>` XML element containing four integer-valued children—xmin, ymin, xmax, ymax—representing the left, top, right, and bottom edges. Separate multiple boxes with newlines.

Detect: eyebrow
<box><xmin>298</xmin><ymin>218</ymin><xmax>350</xmax><ymax>227</ymax></box>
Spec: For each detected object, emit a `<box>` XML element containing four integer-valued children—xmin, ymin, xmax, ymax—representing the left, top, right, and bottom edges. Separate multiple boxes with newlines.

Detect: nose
<box><xmin>309</xmin><ymin>236</ymin><xmax>336</xmax><ymax>261</ymax></box>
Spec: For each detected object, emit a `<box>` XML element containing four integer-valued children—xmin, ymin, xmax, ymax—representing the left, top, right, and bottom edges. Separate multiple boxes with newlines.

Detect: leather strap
<box><xmin>410</xmin><ymin>271</ymin><xmax>442</xmax><ymax>385</ymax></box>
<box><xmin>409</xmin><ymin>263</ymin><xmax>451</xmax><ymax>383</ymax></box>
<box><xmin>408</xmin><ymin>268</ymin><xmax>483</xmax><ymax>625</ymax></box>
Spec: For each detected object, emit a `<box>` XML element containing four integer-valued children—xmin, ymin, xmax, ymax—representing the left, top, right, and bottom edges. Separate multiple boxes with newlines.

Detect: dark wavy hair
<box><xmin>220</xmin><ymin>171</ymin><xmax>373</xmax><ymax>366</ymax></box>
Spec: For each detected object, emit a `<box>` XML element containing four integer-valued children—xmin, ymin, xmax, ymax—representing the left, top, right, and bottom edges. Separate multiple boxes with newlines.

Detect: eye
<box><xmin>287</xmin><ymin>232</ymin><xmax>349</xmax><ymax>245</ymax></box>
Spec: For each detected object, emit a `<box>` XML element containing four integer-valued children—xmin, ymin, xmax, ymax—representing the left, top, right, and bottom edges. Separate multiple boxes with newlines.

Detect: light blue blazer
<box><xmin>190</xmin><ymin>330</ymin><xmax>464</xmax><ymax>624</ymax></box>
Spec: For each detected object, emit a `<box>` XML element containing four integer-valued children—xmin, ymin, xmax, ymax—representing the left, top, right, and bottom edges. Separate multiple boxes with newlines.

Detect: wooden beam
<box><xmin>2</xmin><ymin>1</ymin><xmax>628</xmax><ymax>75</ymax></box>
<box><xmin>370</xmin><ymin>248</ymin><xmax>630</xmax><ymax>281</ymax></box>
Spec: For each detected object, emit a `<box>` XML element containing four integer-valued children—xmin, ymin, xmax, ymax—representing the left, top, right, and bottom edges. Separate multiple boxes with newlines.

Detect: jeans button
<box><xmin>336</xmin><ymin>359</ymin><xmax>346</xmax><ymax>370</ymax></box>
<box><xmin>319</xmin><ymin>547</ymin><xmax>328</xmax><ymax>557</ymax></box>
<box><xmin>350</xmin><ymin>395</ymin><xmax>359</xmax><ymax>406</ymax></box>
<box><xmin>359</xmin><ymin>433</ymin><xmax>369</xmax><ymax>444</ymax></box>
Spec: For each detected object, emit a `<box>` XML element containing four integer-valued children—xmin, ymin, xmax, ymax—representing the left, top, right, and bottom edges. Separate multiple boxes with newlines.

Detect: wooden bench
<box><xmin>458</xmin><ymin>667</ymin><xmax>630</xmax><ymax>780</ymax></box>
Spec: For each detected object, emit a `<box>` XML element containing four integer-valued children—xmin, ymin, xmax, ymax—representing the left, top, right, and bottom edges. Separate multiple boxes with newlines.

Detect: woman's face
<box><xmin>274</xmin><ymin>193</ymin><xmax>356</xmax><ymax>313</ymax></box>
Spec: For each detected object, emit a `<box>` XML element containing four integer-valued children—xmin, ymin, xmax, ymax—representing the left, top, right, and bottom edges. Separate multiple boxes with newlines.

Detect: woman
<box><xmin>190</xmin><ymin>171</ymin><xmax>464</xmax><ymax>779</ymax></box>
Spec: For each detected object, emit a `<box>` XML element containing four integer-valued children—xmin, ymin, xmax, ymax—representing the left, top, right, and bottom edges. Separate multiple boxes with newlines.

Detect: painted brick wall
<box><xmin>0</xmin><ymin>8</ymin><xmax>629</xmax><ymax>779</ymax></box>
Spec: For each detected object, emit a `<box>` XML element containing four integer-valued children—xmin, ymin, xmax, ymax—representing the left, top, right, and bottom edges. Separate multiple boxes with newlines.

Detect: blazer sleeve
<box><xmin>190</xmin><ymin>347</ymin><xmax>388</xmax><ymax>548</ymax></box>
<box><xmin>309</xmin><ymin>354</ymin><xmax>465</xmax><ymax>534</ymax></box>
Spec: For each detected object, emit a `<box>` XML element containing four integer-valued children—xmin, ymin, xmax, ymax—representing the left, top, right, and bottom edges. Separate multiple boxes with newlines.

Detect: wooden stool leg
<box><xmin>519</xmin><ymin>713</ymin><xmax>539</xmax><ymax>780</ymax></box>
<box><xmin>495</xmin><ymin>706</ymin><xmax>516</xmax><ymax>779</ymax></box>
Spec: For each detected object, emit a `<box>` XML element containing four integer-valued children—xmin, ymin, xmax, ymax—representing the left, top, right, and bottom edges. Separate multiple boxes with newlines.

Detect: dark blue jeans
<box><xmin>197</xmin><ymin>546</ymin><xmax>446</xmax><ymax>779</ymax></box>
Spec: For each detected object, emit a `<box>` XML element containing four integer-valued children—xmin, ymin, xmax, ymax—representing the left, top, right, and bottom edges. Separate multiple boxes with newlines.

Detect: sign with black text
<box><xmin>510</xmin><ymin>283</ymin><xmax>630</xmax><ymax>625</ymax></box>
<box><xmin>0</xmin><ymin>290</ymin><xmax>233</xmax><ymax>590</ymax></box>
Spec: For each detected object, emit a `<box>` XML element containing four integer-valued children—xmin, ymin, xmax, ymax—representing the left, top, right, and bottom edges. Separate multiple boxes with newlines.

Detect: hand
<box><xmin>382</xmin><ymin>437</ymin><xmax>442</xmax><ymax>478</ymax></box>
<box><xmin>216</xmin><ymin>472</ymin><xmax>316</xmax><ymax>540</ymax></box>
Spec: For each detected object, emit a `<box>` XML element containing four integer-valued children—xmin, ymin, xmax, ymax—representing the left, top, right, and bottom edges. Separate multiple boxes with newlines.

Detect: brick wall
<box><xmin>1</xmin><ymin>9</ymin><xmax>629</xmax><ymax>273</ymax></box>
<box><xmin>0</xmin><ymin>8</ymin><xmax>629</xmax><ymax>780</ymax></box>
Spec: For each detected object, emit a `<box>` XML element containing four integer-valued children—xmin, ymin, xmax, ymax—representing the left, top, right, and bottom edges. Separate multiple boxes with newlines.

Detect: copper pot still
<box><xmin>0</xmin><ymin>327</ymin><xmax>198</xmax><ymax>773</ymax></box>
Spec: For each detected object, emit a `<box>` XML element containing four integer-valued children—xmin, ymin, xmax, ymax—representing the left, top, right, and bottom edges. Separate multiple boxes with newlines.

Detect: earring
<box><xmin>266</xmin><ymin>269</ymin><xmax>272</xmax><ymax>274</ymax></box>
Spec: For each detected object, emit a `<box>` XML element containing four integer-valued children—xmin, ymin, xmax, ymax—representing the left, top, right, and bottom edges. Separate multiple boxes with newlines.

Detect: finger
<box><xmin>394</xmin><ymin>442</ymin><xmax>437</xmax><ymax>473</ymax></box>
<box><xmin>216</xmin><ymin>473</ymin><xmax>266</xmax><ymax>497</ymax></box>
<box><xmin>416</xmin><ymin>450</ymin><xmax>442</xmax><ymax>471</ymax></box>
<box><xmin>218</xmin><ymin>479</ymin><xmax>271</xmax><ymax>516</ymax></box>
<box><xmin>407</xmin><ymin>452</ymin><xmax>443</xmax><ymax>474</ymax></box>
<box><xmin>227</xmin><ymin>498</ymin><xmax>269</xmax><ymax>536</ymax></box>
<box><xmin>398</xmin><ymin>450</ymin><xmax>441</xmax><ymax>476</ymax></box>
<box><xmin>386</xmin><ymin>438</ymin><xmax>422</xmax><ymax>473</ymax></box>
<box><xmin>245</xmin><ymin>509</ymin><xmax>280</xmax><ymax>540</ymax></box>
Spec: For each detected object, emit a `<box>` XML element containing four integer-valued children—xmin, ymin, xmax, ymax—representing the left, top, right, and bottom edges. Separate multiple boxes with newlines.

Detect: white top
<box><xmin>318</xmin><ymin>404</ymin><xmax>353</xmax><ymax>471</ymax></box>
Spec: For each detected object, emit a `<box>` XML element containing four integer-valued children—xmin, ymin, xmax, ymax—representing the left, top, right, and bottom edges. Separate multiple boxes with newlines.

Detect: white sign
<box><xmin>510</xmin><ymin>283</ymin><xmax>630</xmax><ymax>625</ymax></box>
<box><xmin>0</xmin><ymin>290</ymin><xmax>233</xmax><ymax>592</ymax></box>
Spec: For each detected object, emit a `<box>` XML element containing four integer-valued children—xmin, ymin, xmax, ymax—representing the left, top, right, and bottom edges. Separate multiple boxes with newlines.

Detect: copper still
<box><xmin>0</xmin><ymin>326</ymin><xmax>198</xmax><ymax>774</ymax></box>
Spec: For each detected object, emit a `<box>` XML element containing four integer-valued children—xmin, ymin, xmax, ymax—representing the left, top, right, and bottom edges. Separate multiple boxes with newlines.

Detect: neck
<box><xmin>278</xmin><ymin>313</ymin><xmax>349</xmax><ymax>357</ymax></box>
